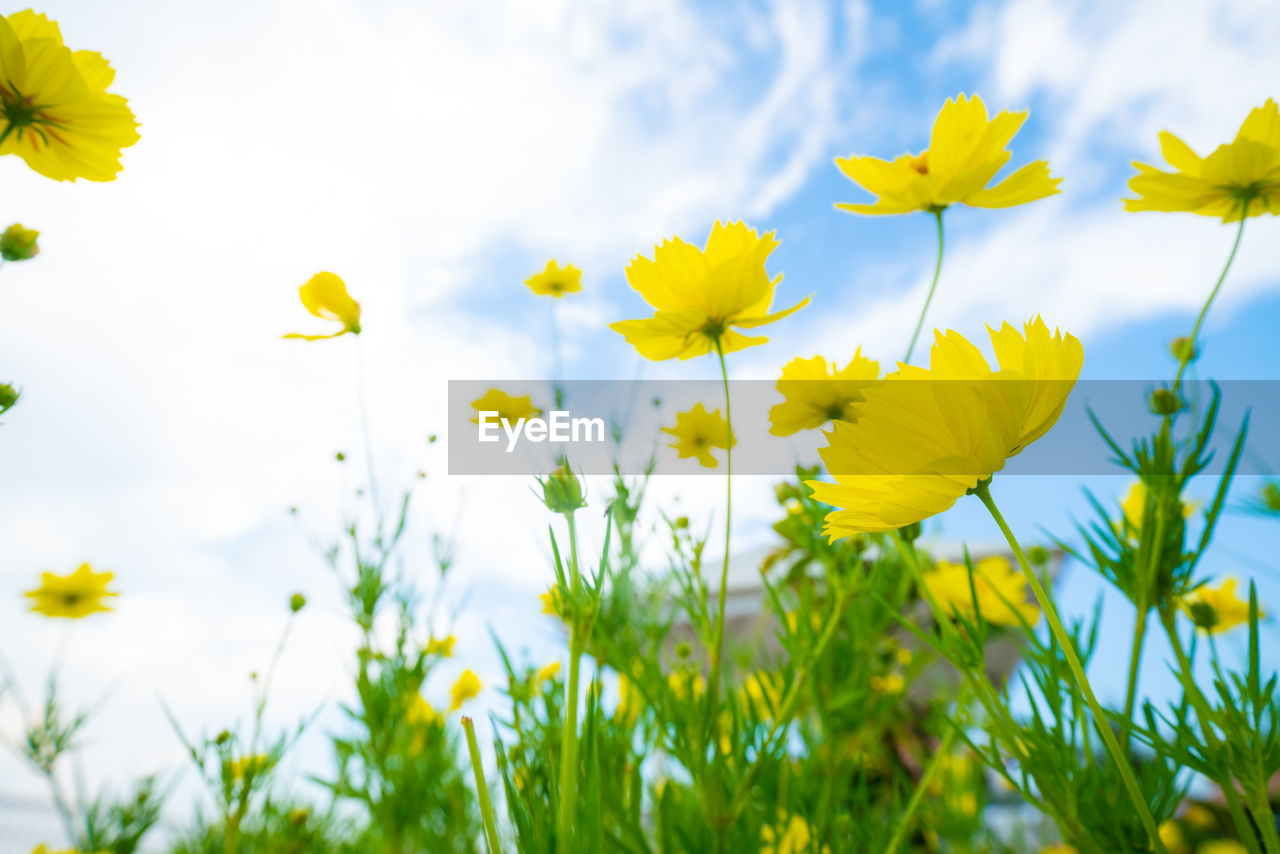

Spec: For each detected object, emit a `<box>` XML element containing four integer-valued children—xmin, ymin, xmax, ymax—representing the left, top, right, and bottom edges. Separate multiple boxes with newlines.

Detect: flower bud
<box><xmin>1261</xmin><ymin>482</ymin><xmax>1280</xmax><ymax>513</ymax></box>
<box><xmin>0</xmin><ymin>382</ymin><xmax>19</xmax><ymax>414</ymax></box>
<box><xmin>1169</xmin><ymin>336</ymin><xmax>1197</xmax><ymax>364</ymax></box>
<box><xmin>539</xmin><ymin>464</ymin><xmax>585</xmax><ymax>515</ymax></box>
<box><xmin>1185</xmin><ymin>599</ymin><xmax>1221</xmax><ymax>632</ymax></box>
<box><xmin>289</xmin><ymin>592</ymin><xmax>307</xmax><ymax>613</ymax></box>
<box><xmin>0</xmin><ymin>224</ymin><xmax>39</xmax><ymax>261</ymax></box>
<box><xmin>1148</xmin><ymin>388</ymin><xmax>1184</xmax><ymax>416</ymax></box>
<box><xmin>1027</xmin><ymin>545</ymin><xmax>1050</xmax><ymax>566</ymax></box>
<box><xmin>215</xmin><ymin>729</ymin><xmax>232</xmax><ymax>746</ymax></box>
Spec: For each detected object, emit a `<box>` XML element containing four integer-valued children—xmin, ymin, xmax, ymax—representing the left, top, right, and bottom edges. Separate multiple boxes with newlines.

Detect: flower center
<box><xmin>908</xmin><ymin>152</ymin><xmax>929</xmax><ymax>175</ymax></box>
<box><xmin>0</xmin><ymin>83</ymin><xmax>62</xmax><ymax>147</ymax></box>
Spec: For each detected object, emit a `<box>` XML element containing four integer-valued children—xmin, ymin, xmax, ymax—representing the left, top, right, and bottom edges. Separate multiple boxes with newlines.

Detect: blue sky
<box><xmin>2</xmin><ymin>0</ymin><xmax>1279</xmax><ymax>839</ymax></box>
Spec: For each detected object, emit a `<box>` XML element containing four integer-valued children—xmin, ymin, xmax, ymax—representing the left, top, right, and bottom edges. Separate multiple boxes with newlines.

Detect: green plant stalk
<box><xmin>1159</xmin><ymin>611</ymin><xmax>1270</xmax><ymax>854</ymax></box>
<box><xmin>975</xmin><ymin>482</ymin><xmax>1168</xmax><ymax>854</ymax></box>
<box><xmin>556</xmin><ymin>512</ymin><xmax>585</xmax><ymax>854</ymax></box>
<box><xmin>884</xmin><ymin>725</ymin><xmax>960</xmax><ymax>854</ymax></box>
<box><xmin>463</xmin><ymin>716</ymin><xmax>503</xmax><ymax>854</ymax></box>
<box><xmin>903</xmin><ymin>207</ymin><xmax>946</xmax><ymax>365</ymax></box>
<box><xmin>1174</xmin><ymin>205</ymin><xmax>1248</xmax><ymax>393</ymax></box>
<box><xmin>1120</xmin><ymin>608</ymin><xmax>1148</xmax><ymax>747</ymax></box>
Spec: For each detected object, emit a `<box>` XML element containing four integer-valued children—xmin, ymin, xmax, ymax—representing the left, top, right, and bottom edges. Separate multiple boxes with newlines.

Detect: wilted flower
<box><xmin>1179</xmin><ymin>578</ymin><xmax>1258</xmax><ymax>634</ymax></box>
<box><xmin>525</xmin><ymin>259</ymin><xmax>581</xmax><ymax>297</ymax></box>
<box><xmin>449</xmin><ymin>669</ymin><xmax>482</xmax><ymax>711</ymax></box>
<box><xmin>283</xmin><ymin>272</ymin><xmax>362</xmax><ymax>340</ymax></box>
<box><xmin>1125</xmin><ymin>99</ymin><xmax>1280</xmax><ymax>221</ymax></box>
<box><xmin>924</xmin><ymin>556</ymin><xmax>1039</xmax><ymax>627</ymax></box>
<box><xmin>0</xmin><ymin>11</ymin><xmax>140</xmax><ymax>182</ymax></box>
<box><xmin>663</xmin><ymin>403</ymin><xmax>734</xmax><ymax>469</ymax></box>
<box><xmin>610</xmin><ymin>220</ymin><xmax>807</xmax><ymax>360</ymax></box>
<box><xmin>470</xmin><ymin>388</ymin><xmax>541</xmax><ymax>424</ymax></box>
<box><xmin>768</xmin><ymin>351</ymin><xmax>880</xmax><ymax>436</ymax></box>
<box><xmin>0</xmin><ymin>223</ymin><xmax>39</xmax><ymax>260</ymax></box>
<box><xmin>809</xmin><ymin>318</ymin><xmax>1082</xmax><ymax>536</ymax></box>
<box><xmin>835</xmin><ymin>93</ymin><xmax>1060</xmax><ymax>216</ymax></box>
<box><xmin>25</xmin><ymin>563</ymin><xmax>118</xmax><ymax>619</ymax></box>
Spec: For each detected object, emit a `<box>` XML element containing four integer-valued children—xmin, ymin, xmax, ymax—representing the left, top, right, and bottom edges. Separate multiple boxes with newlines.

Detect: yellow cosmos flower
<box><xmin>534</xmin><ymin>661</ymin><xmax>560</xmax><ymax>686</ymax></box>
<box><xmin>406</xmin><ymin>693</ymin><xmax>440</xmax><ymax>727</ymax></box>
<box><xmin>1158</xmin><ymin>820</ymin><xmax>1188</xmax><ymax>854</ymax></box>
<box><xmin>284</xmin><ymin>272</ymin><xmax>362</xmax><ymax>340</ymax></box>
<box><xmin>425</xmin><ymin>634</ymin><xmax>456</xmax><ymax>657</ymax></box>
<box><xmin>1179</xmin><ymin>578</ymin><xmax>1259</xmax><ymax>634</ymax></box>
<box><xmin>229</xmin><ymin>754</ymin><xmax>269</xmax><ymax>783</ymax></box>
<box><xmin>25</xmin><ymin>563</ymin><xmax>118</xmax><ymax>619</ymax></box>
<box><xmin>525</xmin><ymin>259</ymin><xmax>582</xmax><ymax>298</ymax></box>
<box><xmin>609</xmin><ymin>220</ymin><xmax>808</xmax><ymax>361</ymax></box>
<box><xmin>667</xmin><ymin>669</ymin><xmax>706</xmax><ymax>701</ymax></box>
<box><xmin>1198</xmin><ymin>843</ymin><xmax>1249</xmax><ymax>854</ymax></box>
<box><xmin>761</xmin><ymin>813</ymin><xmax>830</xmax><ymax>854</ymax></box>
<box><xmin>809</xmin><ymin>317</ymin><xmax>1082</xmax><ymax>537</ymax></box>
<box><xmin>614</xmin><ymin>673</ymin><xmax>642</xmax><ymax>726</ymax></box>
<box><xmin>924</xmin><ymin>556</ymin><xmax>1040</xmax><ymax>627</ymax></box>
<box><xmin>540</xmin><ymin>585</ymin><xmax>564</xmax><ymax>618</ymax></box>
<box><xmin>1118</xmin><ymin>480</ymin><xmax>1195</xmax><ymax>537</ymax></box>
<box><xmin>768</xmin><ymin>350</ymin><xmax>880</xmax><ymax>436</ymax></box>
<box><xmin>470</xmin><ymin>388</ymin><xmax>541</xmax><ymax>424</ymax></box>
<box><xmin>741</xmin><ymin>670</ymin><xmax>783</xmax><ymax>718</ymax></box>
<box><xmin>869</xmin><ymin>672</ymin><xmax>905</xmax><ymax>694</ymax></box>
<box><xmin>663</xmin><ymin>403</ymin><xmax>735</xmax><ymax>469</ymax></box>
<box><xmin>0</xmin><ymin>11</ymin><xmax>139</xmax><ymax>182</ymax></box>
<box><xmin>449</xmin><ymin>669</ymin><xmax>482</xmax><ymax>711</ymax></box>
<box><xmin>1125</xmin><ymin>99</ymin><xmax>1280</xmax><ymax>221</ymax></box>
<box><xmin>835</xmin><ymin>93</ymin><xmax>1060</xmax><ymax>216</ymax></box>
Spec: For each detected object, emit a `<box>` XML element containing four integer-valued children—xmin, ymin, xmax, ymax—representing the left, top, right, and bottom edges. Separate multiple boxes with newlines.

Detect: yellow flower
<box><xmin>1159</xmin><ymin>820</ymin><xmax>1189</xmax><ymax>854</ymax></box>
<box><xmin>1039</xmin><ymin>846</ymin><xmax>1078</xmax><ymax>854</ymax></box>
<box><xmin>1180</xmin><ymin>578</ymin><xmax>1259</xmax><ymax>634</ymax></box>
<box><xmin>0</xmin><ymin>11</ymin><xmax>139</xmax><ymax>182</ymax></box>
<box><xmin>470</xmin><ymin>388</ymin><xmax>541</xmax><ymax>424</ymax></box>
<box><xmin>869</xmin><ymin>672</ymin><xmax>905</xmax><ymax>694</ymax></box>
<box><xmin>768</xmin><ymin>350</ymin><xmax>880</xmax><ymax>436</ymax></box>
<box><xmin>610</xmin><ymin>220</ymin><xmax>807</xmax><ymax>360</ymax></box>
<box><xmin>534</xmin><ymin>661</ymin><xmax>560</xmax><ymax>686</ymax></box>
<box><xmin>809</xmin><ymin>318</ymin><xmax>1081</xmax><ymax>536</ymax></box>
<box><xmin>1</xmin><ymin>223</ymin><xmax>39</xmax><ymax>260</ymax></box>
<box><xmin>1119</xmin><ymin>480</ymin><xmax>1195</xmax><ymax>537</ymax></box>
<box><xmin>760</xmin><ymin>813</ymin><xmax>830</xmax><ymax>854</ymax></box>
<box><xmin>1197</xmin><ymin>843</ymin><xmax>1249</xmax><ymax>854</ymax></box>
<box><xmin>663</xmin><ymin>403</ymin><xmax>735</xmax><ymax>469</ymax></box>
<box><xmin>449</xmin><ymin>669</ymin><xmax>482</xmax><ymax>711</ymax></box>
<box><xmin>283</xmin><ymin>272</ymin><xmax>362</xmax><ymax>340</ymax></box>
<box><xmin>614</xmin><ymin>673</ymin><xmax>642</xmax><ymax>726</ymax></box>
<box><xmin>741</xmin><ymin>670</ymin><xmax>783</xmax><ymax>718</ymax></box>
<box><xmin>924</xmin><ymin>556</ymin><xmax>1040</xmax><ymax>627</ymax></box>
<box><xmin>540</xmin><ymin>585</ymin><xmax>564</xmax><ymax>618</ymax></box>
<box><xmin>406</xmin><ymin>693</ymin><xmax>440</xmax><ymax>727</ymax></box>
<box><xmin>1183</xmin><ymin>804</ymin><xmax>1218</xmax><ymax>830</ymax></box>
<box><xmin>835</xmin><ymin>93</ymin><xmax>1060</xmax><ymax>216</ymax></box>
<box><xmin>667</xmin><ymin>669</ymin><xmax>706</xmax><ymax>701</ymax></box>
<box><xmin>25</xmin><ymin>563</ymin><xmax>118</xmax><ymax>619</ymax></box>
<box><xmin>31</xmin><ymin>847</ymin><xmax>107</xmax><ymax>854</ymax></box>
<box><xmin>229</xmin><ymin>754</ymin><xmax>269</xmax><ymax>783</ymax></box>
<box><xmin>1125</xmin><ymin>99</ymin><xmax>1280</xmax><ymax>221</ymax></box>
<box><xmin>525</xmin><ymin>259</ymin><xmax>582</xmax><ymax>297</ymax></box>
<box><xmin>425</xmin><ymin>634</ymin><xmax>456</xmax><ymax>657</ymax></box>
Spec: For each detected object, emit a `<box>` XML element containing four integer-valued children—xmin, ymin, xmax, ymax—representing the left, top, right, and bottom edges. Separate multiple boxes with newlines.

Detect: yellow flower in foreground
<box><xmin>534</xmin><ymin>661</ymin><xmax>560</xmax><ymax>686</ymax></box>
<box><xmin>405</xmin><ymin>694</ymin><xmax>440</xmax><ymax>754</ymax></box>
<box><xmin>0</xmin><ymin>11</ymin><xmax>139</xmax><ymax>182</ymax></box>
<box><xmin>1180</xmin><ymin>578</ymin><xmax>1258</xmax><ymax>634</ymax></box>
<box><xmin>1</xmin><ymin>223</ymin><xmax>39</xmax><ymax>260</ymax></box>
<box><xmin>425</xmin><ymin>634</ymin><xmax>456</xmax><ymax>657</ymax></box>
<box><xmin>25</xmin><ymin>563</ymin><xmax>118</xmax><ymax>619</ymax></box>
<box><xmin>449</xmin><ymin>669</ymin><xmax>482</xmax><ymax>711</ymax></box>
<box><xmin>1159</xmin><ymin>820</ymin><xmax>1188</xmax><ymax>854</ymax></box>
<box><xmin>768</xmin><ymin>350</ymin><xmax>880</xmax><ymax>436</ymax></box>
<box><xmin>470</xmin><ymin>388</ymin><xmax>541</xmax><ymax>424</ymax></box>
<box><xmin>540</xmin><ymin>585</ymin><xmax>564</xmax><ymax>618</ymax></box>
<box><xmin>283</xmin><ymin>272</ymin><xmax>361</xmax><ymax>340</ymax></box>
<box><xmin>663</xmin><ymin>403</ymin><xmax>735</xmax><ymax>469</ymax></box>
<box><xmin>925</xmin><ymin>556</ymin><xmax>1040</xmax><ymax>627</ymax></box>
<box><xmin>1125</xmin><ymin>99</ymin><xmax>1280</xmax><ymax>221</ymax></box>
<box><xmin>610</xmin><ymin>220</ymin><xmax>807</xmax><ymax>360</ymax></box>
<box><xmin>835</xmin><ymin>93</ymin><xmax>1060</xmax><ymax>216</ymax></box>
<box><xmin>761</xmin><ymin>813</ymin><xmax>829</xmax><ymax>854</ymax></box>
<box><xmin>809</xmin><ymin>317</ymin><xmax>1082</xmax><ymax>536</ymax></box>
<box><xmin>525</xmin><ymin>259</ymin><xmax>581</xmax><ymax>297</ymax></box>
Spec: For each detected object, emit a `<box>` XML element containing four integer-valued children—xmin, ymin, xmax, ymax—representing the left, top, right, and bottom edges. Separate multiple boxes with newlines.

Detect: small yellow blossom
<box><xmin>525</xmin><ymin>259</ymin><xmax>582</xmax><ymax>297</ymax></box>
<box><xmin>1159</xmin><ymin>820</ymin><xmax>1189</xmax><ymax>854</ymax></box>
<box><xmin>1180</xmin><ymin>578</ymin><xmax>1259</xmax><ymax>634</ymax></box>
<box><xmin>835</xmin><ymin>93</ymin><xmax>1060</xmax><ymax>216</ymax></box>
<box><xmin>229</xmin><ymin>754</ymin><xmax>269</xmax><ymax>783</ymax></box>
<box><xmin>663</xmin><ymin>403</ymin><xmax>734</xmax><ymax>469</ymax></box>
<box><xmin>760</xmin><ymin>813</ymin><xmax>830</xmax><ymax>854</ymax></box>
<box><xmin>284</xmin><ymin>272</ymin><xmax>362</xmax><ymax>340</ymax></box>
<box><xmin>1039</xmin><ymin>846</ymin><xmax>1078</xmax><ymax>854</ymax></box>
<box><xmin>0</xmin><ymin>11</ymin><xmax>140</xmax><ymax>182</ymax></box>
<box><xmin>610</xmin><ymin>220</ymin><xmax>807</xmax><ymax>361</ymax></box>
<box><xmin>809</xmin><ymin>318</ymin><xmax>1082</xmax><ymax>536</ymax></box>
<box><xmin>1197</xmin><ymin>843</ymin><xmax>1248</xmax><ymax>854</ymax></box>
<box><xmin>1183</xmin><ymin>804</ymin><xmax>1218</xmax><ymax>830</ymax></box>
<box><xmin>426</xmin><ymin>634</ymin><xmax>456</xmax><ymax>657</ymax></box>
<box><xmin>25</xmin><ymin>563</ymin><xmax>118</xmax><ymax>619</ymax></box>
<box><xmin>1</xmin><ymin>223</ymin><xmax>39</xmax><ymax>260</ymax></box>
<box><xmin>768</xmin><ymin>350</ymin><xmax>880</xmax><ymax>436</ymax></box>
<box><xmin>1125</xmin><ymin>99</ymin><xmax>1280</xmax><ymax>221</ymax></box>
<box><xmin>924</xmin><ymin>556</ymin><xmax>1040</xmax><ymax>627</ymax></box>
<box><xmin>470</xmin><ymin>388</ymin><xmax>541</xmax><ymax>425</ymax></box>
<box><xmin>869</xmin><ymin>672</ymin><xmax>905</xmax><ymax>694</ymax></box>
<box><xmin>449</xmin><ymin>669</ymin><xmax>482</xmax><ymax>711</ymax></box>
<box><xmin>534</xmin><ymin>661</ymin><xmax>560</xmax><ymax>686</ymax></box>
<box><xmin>406</xmin><ymin>693</ymin><xmax>440</xmax><ymax>727</ymax></box>
<box><xmin>741</xmin><ymin>670</ymin><xmax>783</xmax><ymax>718</ymax></box>
<box><xmin>667</xmin><ymin>669</ymin><xmax>706</xmax><ymax>701</ymax></box>
<box><xmin>541</xmin><ymin>585</ymin><xmax>564</xmax><ymax>619</ymax></box>
<box><xmin>614</xmin><ymin>673</ymin><xmax>642</xmax><ymax>726</ymax></box>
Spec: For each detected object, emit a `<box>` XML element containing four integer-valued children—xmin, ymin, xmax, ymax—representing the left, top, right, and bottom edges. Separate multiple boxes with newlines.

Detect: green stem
<box><xmin>463</xmin><ymin>716</ymin><xmax>503</xmax><ymax>854</ymax></box>
<box><xmin>1120</xmin><ymin>608</ymin><xmax>1147</xmax><ymax>747</ymax></box>
<box><xmin>1173</xmin><ymin>206</ymin><xmax>1247</xmax><ymax>393</ymax></box>
<box><xmin>1160</xmin><ymin>612</ymin><xmax>1267</xmax><ymax>854</ymax></box>
<box><xmin>903</xmin><ymin>208</ymin><xmax>945</xmax><ymax>365</ymax></box>
<box><xmin>975</xmin><ymin>481</ymin><xmax>1168</xmax><ymax>854</ymax></box>
<box><xmin>884</xmin><ymin>724</ymin><xmax>960</xmax><ymax>854</ymax></box>
<box><xmin>550</xmin><ymin>300</ymin><xmax>565</xmax><ymax>409</ymax></box>
<box><xmin>557</xmin><ymin>512</ymin><xmax>583</xmax><ymax>854</ymax></box>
